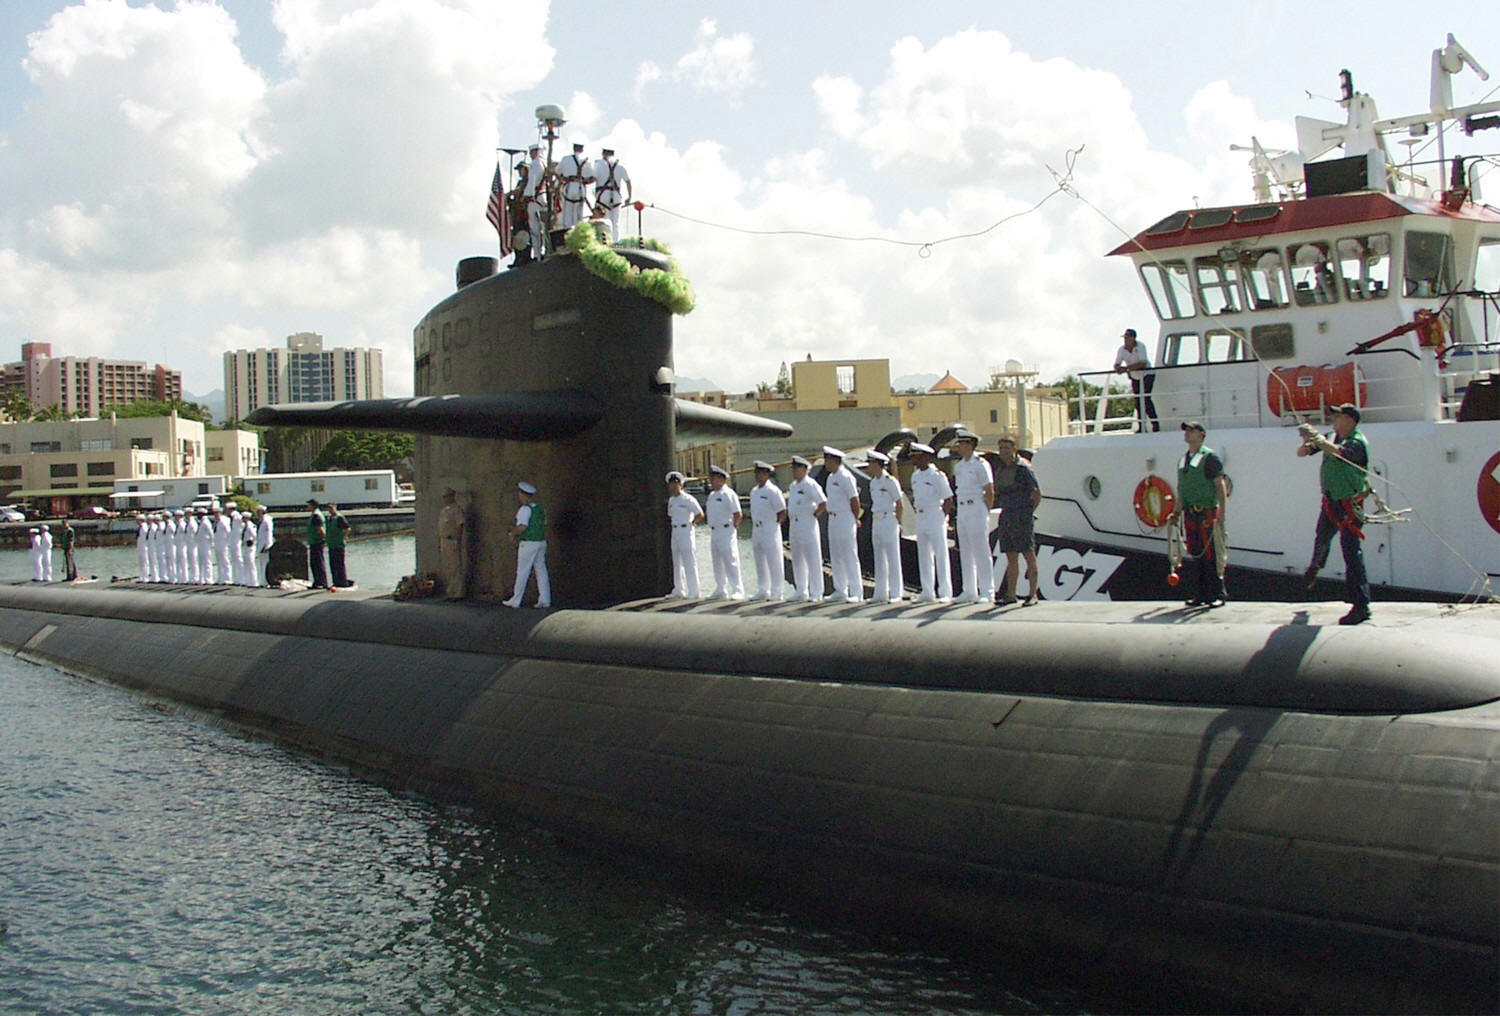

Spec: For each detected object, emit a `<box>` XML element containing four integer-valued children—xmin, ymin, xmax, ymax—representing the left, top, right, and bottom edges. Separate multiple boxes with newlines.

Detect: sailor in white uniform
<box><xmin>821</xmin><ymin>446</ymin><xmax>864</xmax><ymax>603</ymax></box>
<box><xmin>194</xmin><ymin>509</ymin><xmax>215</xmax><ymax>584</ymax></box>
<box><xmin>865</xmin><ymin>450</ymin><xmax>905</xmax><ymax>602</ymax></box>
<box><xmin>228</xmin><ymin>510</ymin><xmax>248</xmax><ymax>585</ymax></box>
<box><xmin>951</xmin><ymin>429</ymin><xmax>995</xmax><ymax>603</ymax></box>
<box><xmin>136</xmin><ymin>515</ymin><xmax>150</xmax><ymax>581</ymax></box>
<box><xmin>146</xmin><ymin>515</ymin><xmax>161</xmax><ymax>581</ymax></box>
<box><xmin>786</xmin><ymin>455</ymin><xmax>828</xmax><ymax>602</ymax></box>
<box><xmin>590</xmin><ymin>147</ymin><xmax>631</xmax><ymax>238</ymax></box>
<box><xmin>176</xmin><ymin>509</ymin><xmax>192</xmax><ymax>582</ymax></box>
<box><xmin>524</xmin><ymin>144</ymin><xmax>549</xmax><ymax>255</ymax></box>
<box><xmin>557</xmin><ymin>142</ymin><xmax>593</xmax><ymax>229</ymax></box>
<box><xmin>161</xmin><ymin>511</ymin><xmax>177</xmax><ymax>582</ymax></box>
<box><xmin>703</xmin><ymin>465</ymin><xmax>744</xmax><ymax>600</ymax></box>
<box><xmin>255</xmin><ymin>507</ymin><xmax>275</xmax><ymax>587</ymax></box>
<box><xmin>502</xmin><ymin>481</ymin><xmax>550</xmax><ymax>608</ymax></box>
<box><xmin>908</xmin><ymin>442</ymin><xmax>953</xmax><ymax>602</ymax></box>
<box><xmin>185</xmin><ymin>510</ymin><xmax>202</xmax><ymax>584</ymax></box>
<box><xmin>748</xmin><ymin>461</ymin><xmax>787</xmax><ymax>601</ymax></box>
<box><xmin>152</xmin><ymin>513</ymin><xmax>167</xmax><ymax>582</ymax></box>
<box><xmin>240</xmin><ymin>512</ymin><xmax>260</xmax><ymax>588</ymax></box>
<box><xmin>664</xmin><ymin>471</ymin><xmax>704</xmax><ymax>599</ymax></box>
<box><xmin>213</xmin><ymin>507</ymin><xmax>232</xmax><ymax>584</ymax></box>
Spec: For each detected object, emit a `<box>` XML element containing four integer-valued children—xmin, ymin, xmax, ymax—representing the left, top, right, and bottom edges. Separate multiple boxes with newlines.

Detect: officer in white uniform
<box><xmin>865</xmin><ymin>450</ymin><xmax>905</xmax><ymax>603</ymax></box>
<box><xmin>785</xmin><ymin>455</ymin><xmax>828</xmax><ymax>602</ymax></box>
<box><xmin>821</xmin><ymin>446</ymin><xmax>863</xmax><ymax>603</ymax></box>
<box><xmin>146</xmin><ymin>515</ymin><xmax>161</xmax><ymax>581</ymax></box>
<box><xmin>664</xmin><ymin>471</ymin><xmax>703</xmax><ymax>599</ymax></box>
<box><xmin>153</xmin><ymin>513</ymin><xmax>168</xmax><ymax>582</ymax></box>
<box><xmin>747</xmin><ymin>460</ymin><xmax>787</xmax><ymax>601</ymax></box>
<box><xmin>29</xmin><ymin>528</ymin><xmax>43</xmax><ymax>581</ymax></box>
<box><xmin>590</xmin><ymin>147</ymin><xmax>632</xmax><ymax>238</ymax></box>
<box><xmin>136</xmin><ymin>514</ymin><xmax>150</xmax><ymax>581</ymax></box>
<box><xmin>41</xmin><ymin>524</ymin><xmax>54</xmax><ymax>582</ymax></box>
<box><xmin>240</xmin><ymin>513</ymin><xmax>260</xmax><ymax>588</ymax></box>
<box><xmin>524</xmin><ymin>144</ymin><xmax>549</xmax><ymax>256</ymax></box>
<box><xmin>908</xmin><ymin>442</ymin><xmax>953</xmax><ymax>602</ymax></box>
<box><xmin>176</xmin><ymin>509</ymin><xmax>192</xmax><ymax>582</ymax></box>
<box><xmin>951</xmin><ymin>428</ymin><xmax>995</xmax><ymax>603</ymax></box>
<box><xmin>557</xmin><ymin>142</ymin><xmax>593</xmax><ymax>229</ymax></box>
<box><xmin>255</xmin><ymin>507</ymin><xmax>275</xmax><ymax>587</ymax></box>
<box><xmin>213</xmin><ymin>506</ymin><xmax>232</xmax><ymax>584</ymax></box>
<box><xmin>165</xmin><ymin>511</ymin><xmax>181</xmax><ymax>582</ymax></box>
<box><xmin>703</xmin><ymin>465</ymin><xmax>744</xmax><ymax>600</ymax></box>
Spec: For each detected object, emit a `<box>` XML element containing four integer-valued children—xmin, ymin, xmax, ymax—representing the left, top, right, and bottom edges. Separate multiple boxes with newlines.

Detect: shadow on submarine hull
<box><xmin>0</xmin><ymin>581</ymin><xmax>1495</xmax><ymax>1014</ymax></box>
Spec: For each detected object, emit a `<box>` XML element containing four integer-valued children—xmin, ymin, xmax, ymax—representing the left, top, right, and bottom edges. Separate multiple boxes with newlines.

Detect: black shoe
<box><xmin>1185</xmin><ymin>598</ymin><xmax>1202</xmax><ymax>607</ymax></box>
<box><xmin>1338</xmin><ymin>605</ymin><xmax>1371</xmax><ymax>626</ymax></box>
<box><xmin>1303</xmin><ymin>567</ymin><xmax>1319</xmax><ymax>590</ymax></box>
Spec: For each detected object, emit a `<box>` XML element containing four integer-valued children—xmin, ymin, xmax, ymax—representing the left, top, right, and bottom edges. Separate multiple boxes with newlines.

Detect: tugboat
<box><xmin>1028</xmin><ymin>37</ymin><xmax>1500</xmax><ymax>603</ymax></box>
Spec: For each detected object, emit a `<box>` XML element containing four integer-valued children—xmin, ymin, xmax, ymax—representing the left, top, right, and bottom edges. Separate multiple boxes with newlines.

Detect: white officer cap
<box><xmin>174</xmin><ymin>509</ymin><xmax>185</xmax><ymax>516</ymax></box>
<box><xmin>822</xmin><ymin>445</ymin><xmax>845</xmax><ymax>459</ymax></box>
<box><xmin>518</xmin><ymin>481</ymin><xmax>537</xmax><ymax>494</ymax></box>
<box><xmin>952</xmin><ymin>428</ymin><xmax>979</xmax><ymax>443</ymax></box>
<box><xmin>790</xmin><ymin>455</ymin><xmax>811</xmax><ymax>469</ymax></box>
<box><xmin>909</xmin><ymin>442</ymin><xmax>935</xmax><ymax>455</ymax></box>
<box><xmin>752</xmin><ymin>460</ymin><xmax>773</xmax><ymax>472</ymax></box>
<box><xmin>866</xmin><ymin>450</ymin><xmax>890</xmax><ymax>464</ymax></box>
<box><xmin>709</xmin><ymin>465</ymin><xmax>728</xmax><ymax>478</ymax></box>
<box><xmin>665</xmin><ymin>470</ymin><xmax>684</xmax><ymax>484</ymax></box>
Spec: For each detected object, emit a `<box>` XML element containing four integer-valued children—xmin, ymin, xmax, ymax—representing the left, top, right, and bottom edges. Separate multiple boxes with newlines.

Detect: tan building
<box><xmin>790</xmin><ymin>358</ymin><xmax>891</xmax><ymax>411</ymax></box>
<box><xmin>224</xmin><ymin>332</ymin><xmax>384</xmax><ymax>422</ymax></box>
<box><xmin>2</xmin><ymin>342</ymin><xmax>183</xmax><ymax>418</ymax></box>
<box><xmin>0</xmin><ymin>413</ymin><xmax>206</xmax><ymax>510</ymax></box>
<box><xmin>206</xmin><ymin>429</ymin><xmax>262</xmax><ymax>478</ymax></box>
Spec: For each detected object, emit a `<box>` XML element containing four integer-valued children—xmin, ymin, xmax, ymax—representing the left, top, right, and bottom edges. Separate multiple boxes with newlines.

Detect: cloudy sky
<box><xmin>1</xmin><ymin>1</ymin><xmax>1496</xmax><ymax>403</ymax></box>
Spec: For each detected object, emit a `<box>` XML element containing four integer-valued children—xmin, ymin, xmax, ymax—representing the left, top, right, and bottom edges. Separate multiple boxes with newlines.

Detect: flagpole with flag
<box><xmin>486</xmin><ymin>152</ymin><xmax>513</xmax><ymax>259</ymax></box>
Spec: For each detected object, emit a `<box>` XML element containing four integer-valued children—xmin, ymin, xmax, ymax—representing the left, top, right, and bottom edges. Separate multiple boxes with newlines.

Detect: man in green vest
<box><xmin>1297</xmin><ymin>403</ymin><xmax>1372</xmax><ymax>625</ymax></box>
<box><xmin>60</xmin><ymin>518</ymin><xmax>78</xmax><ymax>582</ymax></box>
<box><xmin>1173</xmin><ymin>421</ymin><xmax>1229</xmax><ymax>607</ymax></box>
<box><xmin>304</xmin><ymin>499</ymin><xmax>328</xmax><ymax>590</ymax></box>
<box><xmin>502</xmin><ymin>481</ymin><xmax>550</xmax><ymax>608</ymax></box>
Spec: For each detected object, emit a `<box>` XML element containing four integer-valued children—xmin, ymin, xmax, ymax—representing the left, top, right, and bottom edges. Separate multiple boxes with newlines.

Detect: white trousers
<box><xmin>789</xmin><ymin>523</ymin><xmax>822</xmax><ymax>601</ymax></box>
<box><xmin>914</xmin><ymin>507</ymin><xmax>952</xmax><ymax>600</ymax></box>
<box><xmin>216</xmin><ymin>544</ymin><xmax>232</xmax><ymax>584</ymax></box>
<box><xmin>871</xmin><ymin>513</ymin><xmax>903</xmax><ymax>601</ymax></box>
<box><xmin>826</xmin><ymin>512</ymin><xmax>861</xmax><ymax>601</ymax></box>
<box><xmin>507</xmin><ymin>539</ymin><xmax>550</xmax><ymax>606</ymax></box>
<box><xmin>955</xmin><ymin>503</ymin><xmax>994</xmax><ymax>601</ymax></box>
<box><xmin>256</xmin><ymin>550</ymin><xmax>270</xmax><ymax>587</ymax></box>
<box><xmin>669</xmin><ymin>526</ymin><xmax>699</xmax><ymax>598</ymax></box>
<box><xmin>709</xmin><ymin>524</ymin><xmax>743</xmax><ymax>598</ymax></box>
<box><xmin>561</xmin><ymin>198</ymin><xmax>587</xmax><ymax>229</ymax></box>
<box><xmin>598</xmin><ymin>194</ymin><xmax>623</xmax><ymax>237</ymax></box>
<box><xmin>137</xmin><ymin>542</ymin><xmax>150</xmax><ymax>582</ymax></box>
<box><xmin>751</xmin><ymin>521</ymin><xmax>783</xmax><ymax>600</ymax></box>
<box><xmin>242</xmin><ymin>544</ymin><xmax>260</xmax><ymax>587</ymax></box>
<box><xmin>32</xmin><ymin>547</ymin><xmax>44</xmax><ymax>582</ymax></box>
<box><xmin>196</xmin><ymin>541</ymin><xmax>214</xmax><ymax>584</ymax></box>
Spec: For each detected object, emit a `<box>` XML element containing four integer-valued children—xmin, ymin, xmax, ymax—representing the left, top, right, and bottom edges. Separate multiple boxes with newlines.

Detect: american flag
<box><xmin>486</xmin><ymin>164</ymin><xmax>513</xmax><ymax>256</ymax></box>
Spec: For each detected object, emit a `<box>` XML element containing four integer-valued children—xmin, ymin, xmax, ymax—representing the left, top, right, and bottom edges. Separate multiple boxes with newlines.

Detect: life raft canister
<box><xmin>1133</xmin><ymin>475</ymin><xmax>1176</xmax><ymax>529</ymax></box>
<box><xmin>1266</xmin><ymin>363</ymin><xmax>1366</xmax><ymax>417</ymax></box>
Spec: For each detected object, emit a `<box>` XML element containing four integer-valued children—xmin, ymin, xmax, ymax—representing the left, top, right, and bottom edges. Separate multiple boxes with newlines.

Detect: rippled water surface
<box><xmin>0</xmin><ymin>647</ymin><xmax>1089</xmax><ymax>1014</ymax></box>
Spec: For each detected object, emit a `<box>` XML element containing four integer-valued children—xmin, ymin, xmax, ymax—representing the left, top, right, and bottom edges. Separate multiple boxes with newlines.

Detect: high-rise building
<box><xmin>223</xmin><ymin>332</ymin><xmax>384</xmax><ymax>421</ymax></box>
<box><xmin>1</xmin><ymin>342</ymin><xmax>183</xmax><ymax>418</ymax></box>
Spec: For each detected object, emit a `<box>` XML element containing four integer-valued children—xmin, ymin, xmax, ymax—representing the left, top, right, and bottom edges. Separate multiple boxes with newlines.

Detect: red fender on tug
<box><xmin>1133</xmin><ymin>475</ymin><xmax>1176</xmax><ymax>529</ymax></box>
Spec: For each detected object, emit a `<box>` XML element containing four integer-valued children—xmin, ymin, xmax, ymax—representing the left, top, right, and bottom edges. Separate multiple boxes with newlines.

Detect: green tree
<box><xmin>0</xmin><ymin>389</ymin><xmax>35</xmax><ymax>422</ymax></box>
<box><xmin>32</xmin><ymin>403</ymin><xmax>76</xmax><ymax>421</ymax></box>
<box><xmin>1043</xmin><ymin>375</ymin><xmax>1136</xmax><ymax>422</ymax></box>
<box><xmin>312</xmin><ymin>430</ymin><xmax>415</xmax><ymax>473</ymax></box>
<box><xmin>114</xmin><ymin>398</ymin><xmax>214</xmax><ymax>424</ymax></box>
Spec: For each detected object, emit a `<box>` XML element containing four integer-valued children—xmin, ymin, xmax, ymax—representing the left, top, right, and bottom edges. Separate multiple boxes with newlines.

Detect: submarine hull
<box><xmin>2</xmin><ymin>582</ymin><xmax>1495</xmax><ymax>1014</ymax></box>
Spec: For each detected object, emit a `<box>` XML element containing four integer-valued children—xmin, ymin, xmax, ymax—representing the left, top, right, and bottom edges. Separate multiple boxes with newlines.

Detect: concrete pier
<box><xmin>2</xmin><ymin>581</ymin><xmax>1495</xmax><ymax>1013</ymax></box>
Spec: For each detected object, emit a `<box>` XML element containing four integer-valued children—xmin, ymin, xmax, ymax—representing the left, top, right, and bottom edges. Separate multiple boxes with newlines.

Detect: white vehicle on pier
<box><xmin>1032</xmin><ymin>36</ymin><xmax>1500</xmax><ymax>602</ymax></box>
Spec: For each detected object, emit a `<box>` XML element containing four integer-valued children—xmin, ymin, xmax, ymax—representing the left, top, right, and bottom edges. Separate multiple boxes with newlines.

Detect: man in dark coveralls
<box><xmin>991</xmin><ymin>435</ymin><xmax>1042</xmax><ymax>605</ymax></box>
<box><xmin>1173</xmin><ymin>422</ymin><xmax>1229</xmax><ymax>608</ymax></box>
<box><xmin>1298</xmin><ymin>403</ymin><xmax>1372</xmax><ymax>625</ymax></box>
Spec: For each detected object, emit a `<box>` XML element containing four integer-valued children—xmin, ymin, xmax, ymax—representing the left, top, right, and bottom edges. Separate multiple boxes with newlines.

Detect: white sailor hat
<box><xmin>866</xmin><ymin>449</ymin><xmax>890</xmax><ymax>464</ymax></box>
<box><xmin>752</xmin><ymin>460</ymin><xmax>774</xmax><ymax>471</ymax></box>
<box><xmin>822</xmin><ymin>445</ymin><xmax>845</xmax><ymax>459</ymax></box>
<box><xmin>665</xmin><ymin>470</ymin><xmax>685</xmax><ymax>484</ymax></box>
<box><xmin>518</xmin><ymin>481</ymin><xmax>538</xmax><ymax>494</ymax></box>
<box><xmin>175</xmin><ymin>509</ymin><xmax>185</xmax><ymax>516</ymax></box>
<box><xmin>909</xmin><ymin>442</ymin><xmax>936</xmax><ymax>455</ymax></box>
<box><xmin>790</xmin><ymin>455</ymin><xmax>811</xmax><ymax>469</ymax></box>
<box><xmin>709</xmin><ymin>465</ymin><xmax>729</xmax><ymax>478</ymax></box>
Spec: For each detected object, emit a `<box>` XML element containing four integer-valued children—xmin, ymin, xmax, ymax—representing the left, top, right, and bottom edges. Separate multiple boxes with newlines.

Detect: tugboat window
<box><xmin>1162</xmin><ymin>332</ymin><xmax>1201</xmax><ymax>366</ymax></box>
<box><xmin>1475</xmin><ymin>237</ymin><xmax>1500</xmax><ymax>292</ymax></box>
<box><xmin>1287</xmin><ymin>242</ymin><xmax>1338</xmax><ymax>306</ymax></box>
<box><xmin>1193</xmin><ymin>257</ymin><xmax>1243</xmax><ymax>315</ymax></box>
<box><xmin>1250</xmin><ymin>323</ymin><xmax>1296</xmax><ymax>360</ymax></box>
<box><xmin>1140</xmin><ymin>261</ymin><xmax>1195</xmax><ymax>320</ymax></box>
<box><xmin>1403</xmin><ymin>231</ymin><xmax>1453</xmax><ymax>297</ymax></box>
<box><xmin>1243</xmin><ymin>249</ymin><xmax>1290</xmax><ymax>309</ymax></box>
<box><xmin>1336</xmin><ymin>234</ymin><xmax>1391</xmax><ymax>301</ymax></box>
<box><xmin>1203</xmin><ymin>328</ymin><xmax>1248</xmax><ymax>363</ymax></box>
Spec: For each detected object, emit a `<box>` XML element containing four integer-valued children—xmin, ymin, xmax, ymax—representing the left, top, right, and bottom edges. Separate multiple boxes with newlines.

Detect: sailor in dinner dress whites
<box><xmin>704</xmin><ymin>465</ymin><xmax>745</xmax><ymax>600</ymax></box>
<box><xmin>136</xmin><ymin>514</ymin><xmax>150</xmax><ymax>581</ymax></box>
<box><xmin>664</xmin><ymin>471</ymin><xmax>704</xmax><ymax>599</ymax></box>
<box><xmin>821</xmin><ymin>446</ymin><xmax>864</xmax><ymax>603</ymax></box>
<box><xmin>194</xmin><ymin>508</ymin><xmax>215</xmax><ymax>584</ymax></box>
<box><xmin>214</xmin><ymin>506</ymin><xmax>233</xmax><ymax>585</ymax></box>
<box><xmin>29</xmin><ymin>528</ymin><xmax>43</xmax><ymax>582</ymax></box>
<box><xmin>865</xmin><ymin>450</ymin><xmax>905</xmax><ymax>602</ymax></box>
<box><xmin>950</xmin><ymin>428</ymin><xmax>995</xmax><ymax>603</ymax></box>
<box><xmin>255</xmin><ymin>506</ymin><xmax>275</xmax><ymax>588</ymax></box>
<box><xmin>748</xmin><ymin>460</ymin><xmax>787</xmax><ymax>601</ymax></box>
<box><xmin>908</xmin><ymin>442</ymin><xmax>954</xmax><ymax>602</ymax></box>
<box><xmin>785</xmin><ymin>455</ymin><xmax>829</xmax><ymax>602</ymax></box>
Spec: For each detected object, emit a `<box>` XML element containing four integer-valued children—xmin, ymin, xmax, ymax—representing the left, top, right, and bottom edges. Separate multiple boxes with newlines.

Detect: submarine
<box><xmin>3</xmin><ymin>226</ymin><xmax>1496</xmax><ymax>1013</ymax></box>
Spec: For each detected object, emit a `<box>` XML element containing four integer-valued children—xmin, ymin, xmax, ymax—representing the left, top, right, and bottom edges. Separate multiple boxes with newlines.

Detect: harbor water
<box><xmin>0</xmin><ymin>533</ymin><xmax>1094</xmax><ymax>1013</ymax></box>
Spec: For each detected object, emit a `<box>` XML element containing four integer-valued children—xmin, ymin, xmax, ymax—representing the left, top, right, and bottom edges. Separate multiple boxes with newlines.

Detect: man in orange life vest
<box><xmin>1298</xmin><ymin>403</ymin><xmax>1372</xmax><ymax>625</ymax></box>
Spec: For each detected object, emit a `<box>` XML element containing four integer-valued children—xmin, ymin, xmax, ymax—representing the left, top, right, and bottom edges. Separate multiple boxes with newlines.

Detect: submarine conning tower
<box><xmin>413</xmin><ymin>253</ymin><xmax>674</xmax><ymax>604</ymax></box>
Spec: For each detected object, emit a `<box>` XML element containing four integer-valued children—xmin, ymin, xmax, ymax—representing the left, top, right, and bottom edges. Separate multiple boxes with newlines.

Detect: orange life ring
<box><xmin>1133</xmin><ymin>475</ymin><xmax>1176</xmax><ymax>529</ymax></box>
